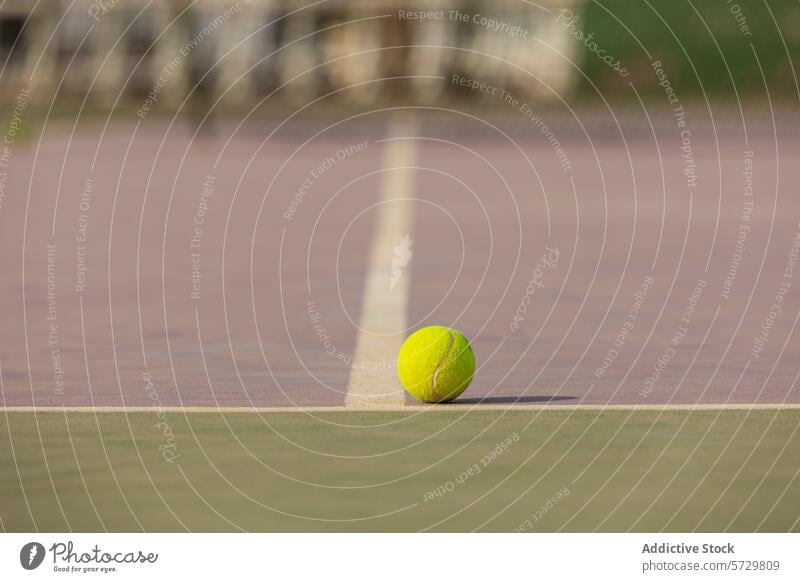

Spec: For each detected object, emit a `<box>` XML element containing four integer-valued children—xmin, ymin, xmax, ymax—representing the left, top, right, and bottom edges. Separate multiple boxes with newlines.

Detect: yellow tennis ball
<box><xmin>398</xmin><ymin>326</ymin><xmax>475</xmax><ymax>403</ymax></box>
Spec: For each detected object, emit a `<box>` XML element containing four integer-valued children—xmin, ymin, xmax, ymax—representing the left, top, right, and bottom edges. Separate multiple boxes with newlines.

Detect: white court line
<box><xmin>3</xmin><ymin>404</ymin><xmax>800</xmax><ymax>413</ymax></box>
<box><xmin>344</xmin><ymin>115</ymin><xmax>416</xmax><ymax>409</ymax></box>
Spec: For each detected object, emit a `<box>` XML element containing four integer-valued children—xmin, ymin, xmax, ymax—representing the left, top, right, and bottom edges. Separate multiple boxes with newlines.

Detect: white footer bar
<box><xmin>1</xmin><ymin>534</ymin><xmax>797</xmax><ymax>581</ymax></box>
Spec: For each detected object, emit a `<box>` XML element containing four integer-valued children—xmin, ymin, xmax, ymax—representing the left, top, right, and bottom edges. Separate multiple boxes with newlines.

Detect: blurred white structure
<box><xmin>0</xmin><ymin>0</ymin><xmax>580</xmax><ymax>111</ymax></box>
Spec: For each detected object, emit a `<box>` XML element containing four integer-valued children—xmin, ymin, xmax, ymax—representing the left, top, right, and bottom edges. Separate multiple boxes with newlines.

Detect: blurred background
<box><xmin>1</xmin><ymin>0</ymin><xmax>797</xmax><ymax>119</ymax></box>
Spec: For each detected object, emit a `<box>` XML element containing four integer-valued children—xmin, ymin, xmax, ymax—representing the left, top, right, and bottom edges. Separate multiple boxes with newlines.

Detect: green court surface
<box><xmin>1</xmin><ymin>410</ymin><xmax>799</xmax><ymax>532</ymax></box>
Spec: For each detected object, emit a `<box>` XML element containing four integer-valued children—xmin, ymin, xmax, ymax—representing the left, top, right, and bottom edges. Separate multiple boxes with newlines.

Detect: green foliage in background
<box><xmin>575</xmin><ymin>0</ymin><xmax>800</xmax><ymax>100</ymax></box>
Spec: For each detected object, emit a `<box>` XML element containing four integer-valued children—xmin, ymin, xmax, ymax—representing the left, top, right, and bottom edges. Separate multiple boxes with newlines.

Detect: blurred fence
<box><xmin>0</xmin><ymin>0</ymin><xmax>578</xmax><ymax>112</ymax></box>
<box><xmin>1</xmin><ymin>1</ymin><xmax>797</xmax><ymax>114</ymax></box>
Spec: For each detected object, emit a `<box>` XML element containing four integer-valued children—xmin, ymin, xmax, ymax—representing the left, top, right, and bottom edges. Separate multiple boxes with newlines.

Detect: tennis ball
<box><xmin>398</xmin><ymin>326</ymin><xmax>475</xmax><ymax>403</ymax></box>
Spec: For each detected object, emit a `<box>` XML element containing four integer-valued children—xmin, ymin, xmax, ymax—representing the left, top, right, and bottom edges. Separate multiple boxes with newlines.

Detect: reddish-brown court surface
<box><xmin>1</xmin><ymin>111</ymin><xmax>799</xmax><ymax>409</ymax></box>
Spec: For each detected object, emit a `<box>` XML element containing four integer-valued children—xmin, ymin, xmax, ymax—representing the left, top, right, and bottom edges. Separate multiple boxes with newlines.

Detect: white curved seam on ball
<box><xmin>431</xmin><ymin>328</ymin><xmax>456</xmax><ymax>402</ymax></box>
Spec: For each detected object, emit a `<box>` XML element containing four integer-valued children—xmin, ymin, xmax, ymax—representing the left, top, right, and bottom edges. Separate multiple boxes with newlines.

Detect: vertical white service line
<box><xmin>345</xmin><ymin>117</ymin><xmax>416</xmax><ymax>408</ymax></box>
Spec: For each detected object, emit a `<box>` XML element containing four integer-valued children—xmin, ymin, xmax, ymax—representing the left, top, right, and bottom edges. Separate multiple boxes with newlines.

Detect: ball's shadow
<box><xmin>451</xmin><ymin>395</ymin><xmax>577</xmax><ymax>405</ymax></box>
